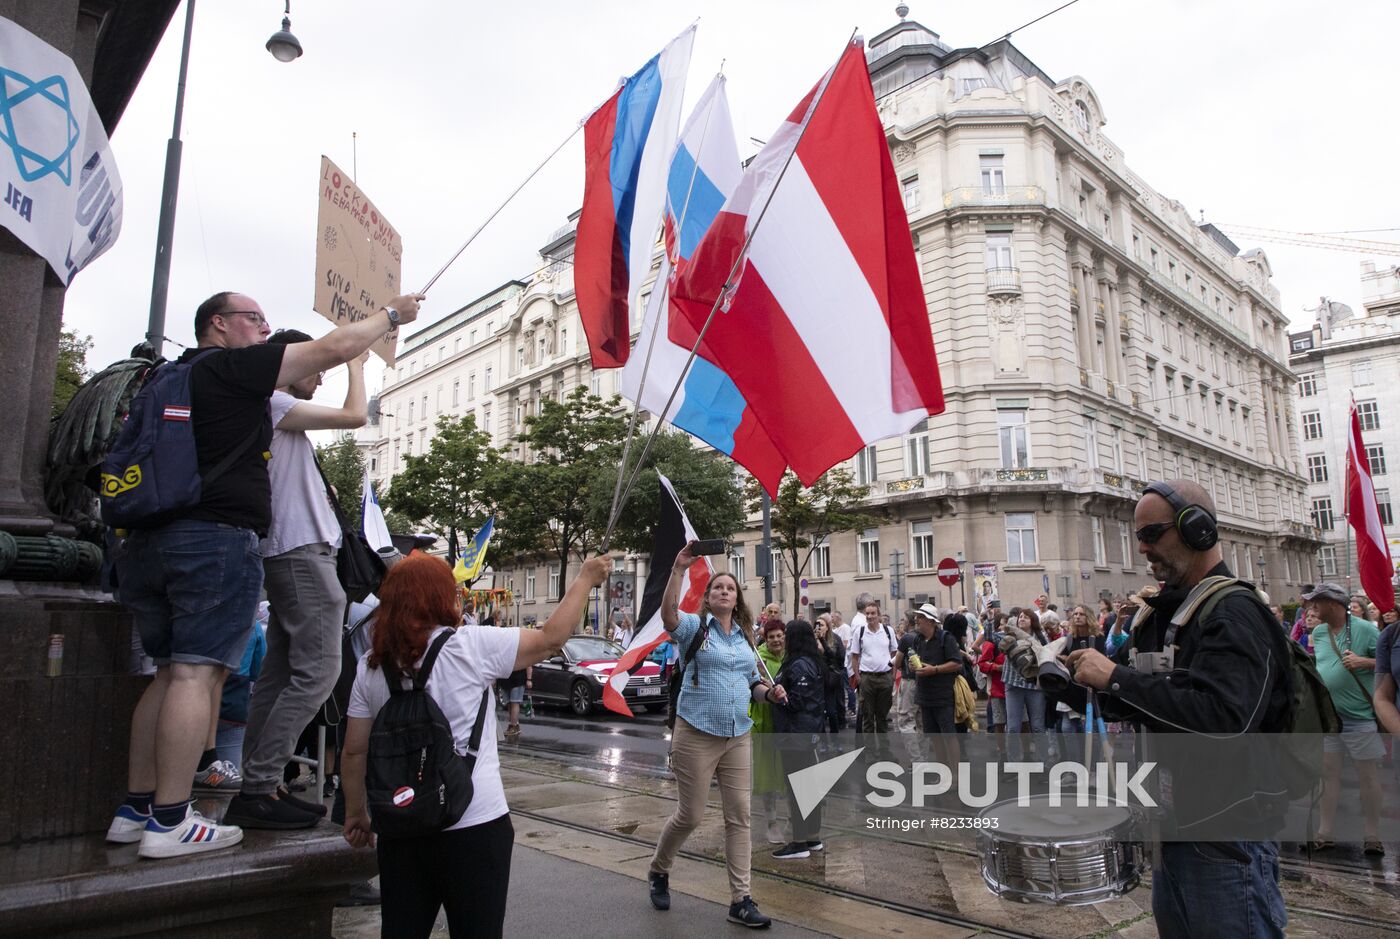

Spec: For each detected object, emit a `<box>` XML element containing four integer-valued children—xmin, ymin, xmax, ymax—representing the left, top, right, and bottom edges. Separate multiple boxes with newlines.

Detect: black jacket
<box><xmin>773</xmin><ymin>656</ymin><xmax>826</xmax><ymax>734</ymax></box>
<box><xmin>1055</xmin><ymin>563</ymin><xmax>1294</xmax><ymax>836</ymax></box>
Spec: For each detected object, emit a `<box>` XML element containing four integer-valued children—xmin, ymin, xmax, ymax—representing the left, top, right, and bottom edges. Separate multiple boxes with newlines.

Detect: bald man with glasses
<box><xmin>108</xmin><ymin>289</ymin><xmax>422</xmax><ymax>859</ymax></box>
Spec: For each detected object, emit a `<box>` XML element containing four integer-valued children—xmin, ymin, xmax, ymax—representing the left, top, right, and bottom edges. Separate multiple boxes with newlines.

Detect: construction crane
<box><xmin>1215</xmin><ymin>224</ymin><xmax>1400</xmax><ymax>257</ymax></box>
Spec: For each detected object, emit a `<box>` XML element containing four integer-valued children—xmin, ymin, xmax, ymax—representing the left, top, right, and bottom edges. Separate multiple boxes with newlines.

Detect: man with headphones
<box><xmin>1061</xmin><ymin>479</ymin><xmax>1293</xmax><ymax>939</ymax></box>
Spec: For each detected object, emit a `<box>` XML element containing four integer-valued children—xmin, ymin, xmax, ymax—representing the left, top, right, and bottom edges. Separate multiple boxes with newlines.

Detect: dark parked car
<box><xmin>530</xmin><ymin>636</ymin><xmax>665</xmax><ymax>715</ymax></box>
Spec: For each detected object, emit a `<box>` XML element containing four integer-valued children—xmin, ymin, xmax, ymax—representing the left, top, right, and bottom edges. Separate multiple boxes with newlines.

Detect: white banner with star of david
<box><xmin>0</xmin><ymin>17</ymin><xmax>122</xmax><ymax>285</ymax></box>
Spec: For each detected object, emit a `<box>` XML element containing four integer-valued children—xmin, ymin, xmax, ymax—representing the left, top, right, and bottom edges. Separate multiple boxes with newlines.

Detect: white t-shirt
<box><xmin>261</xmin><ymin>390</ymin><xmax>343</xmax><ymax>558</ymax></box>
<box><xmin>851</xmin><ymin>621</ymin><xmax>898</xmax><ymax>673</ymax></box>
<box><xmin>348</xmin><ymin>624</ymin><xmax>520</xmax><ymax>830</ymax></box>
<box><xmin>834</xmin><ymin>620</ymin><xmax>854</xmax><ymax>668</ymax></box>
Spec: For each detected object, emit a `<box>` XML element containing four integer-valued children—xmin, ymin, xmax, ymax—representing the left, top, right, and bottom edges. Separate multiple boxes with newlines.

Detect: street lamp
<box><xmin>1258</xmin><ymin>551</ymin><xmax>1267</xmax><ymax>589</ymax></box>
<box><xmin>146</xmin><ymin>0</ymin><xmax>304</xmax><ymax>356</ymax></box>
<box><xmin>266</xmin><ymin>1</ymin><xmax>304</xmax><ymax>62</ymax></box>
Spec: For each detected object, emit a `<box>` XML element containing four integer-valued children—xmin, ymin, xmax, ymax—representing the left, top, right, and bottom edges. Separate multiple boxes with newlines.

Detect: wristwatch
<box><xmin>382</xmin><ymin>305</ymin><xmax>401</xmax><ymax>327</ymax></box>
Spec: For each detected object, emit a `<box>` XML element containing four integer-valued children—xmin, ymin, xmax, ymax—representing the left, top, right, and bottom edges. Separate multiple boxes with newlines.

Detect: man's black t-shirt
<box><xmin>180</xmin><ymin>344</ymin><xmax>285</xmax><ymax>534</ymax></box>
<box><xmin>913</xmin><ymin>628</ymin><xmax>963</xmax><ymax>706</ymax></box>
<box><xmin>897</xmin><ymin>631</ymin><xmax>920</xmax><ymax>679</ymax></box>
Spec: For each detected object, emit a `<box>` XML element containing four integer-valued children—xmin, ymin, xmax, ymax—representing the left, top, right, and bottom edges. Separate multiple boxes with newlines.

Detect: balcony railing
<box><xmin>942</xmin><ymin>185</ymin><xmax>1045</xmax><ymax>210</ymax></box>
<box><xmin>986</xmin><ymin>267</ymin><xmax>1022</xmax><ymax>296</ymax></box>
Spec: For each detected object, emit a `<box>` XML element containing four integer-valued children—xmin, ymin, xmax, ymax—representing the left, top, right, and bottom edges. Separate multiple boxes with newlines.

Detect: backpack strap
<box><xmin>682</xmin><ymin>621</ymin><xmax>710</xmax><ymax>686</ymax></box>
<box><xmin>463</xmin><ymin>688</ymin><xmax>491</xmax><ymax>763</ymax></box>
<box><xmin>186</xmin><ymin>350</ymin><xmax>264</xmax><ymax>488</ymax></box>
<box><xmin>413</xmin><ymin>629</ymin><xmax>456</xmax><ymax>691</ymax></box>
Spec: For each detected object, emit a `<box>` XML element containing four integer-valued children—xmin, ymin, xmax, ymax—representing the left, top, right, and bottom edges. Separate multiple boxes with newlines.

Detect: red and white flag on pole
<box><xmin>669</xmin><ymin>40</ymin><xmax>944</xmax><ymax>486</ymax></box>
<box><xmin>601</xmin><ymin>473</ymin><xmax>712</xmax><ymax>716</ymax></box>
<box><xmin>1345</xmin><ymin>398</ymin><xmax>1396</xmax><ymax>612</ymax></box>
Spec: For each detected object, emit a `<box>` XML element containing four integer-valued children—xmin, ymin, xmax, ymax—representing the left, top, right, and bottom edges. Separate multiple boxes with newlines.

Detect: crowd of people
<box><xmin>95</xmin><ymin>292</ymin><xmax>1398</xmax><ymax>939</ymax></box>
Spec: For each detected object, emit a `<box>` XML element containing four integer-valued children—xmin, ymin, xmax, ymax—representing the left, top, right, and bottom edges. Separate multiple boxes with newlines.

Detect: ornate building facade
<box><xmin>358</xmin><ymin>13</ymin><xmax>1317</xmax><ymax>623</ymax></box>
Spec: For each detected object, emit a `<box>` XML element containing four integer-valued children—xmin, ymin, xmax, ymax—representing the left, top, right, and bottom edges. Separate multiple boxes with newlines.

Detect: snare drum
<box><xmin>978</xmin><ymin>795</ymin><xmax>1143</xmax><ymax>905</ymax></box>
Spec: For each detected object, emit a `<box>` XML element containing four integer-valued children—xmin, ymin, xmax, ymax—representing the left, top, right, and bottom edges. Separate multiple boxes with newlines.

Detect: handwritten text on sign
<box><xmin>312</xmin><ymin>155</ymin><xmax>402</xmax><ymax>364</ymax></box>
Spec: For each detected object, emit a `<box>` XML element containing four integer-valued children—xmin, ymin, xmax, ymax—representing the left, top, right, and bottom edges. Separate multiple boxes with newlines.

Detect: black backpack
<box><xmin>366</xmin><ymin>630</ymin><xmax>489</xmax><ymax>838</ymax></box>
<box><xmin>665</xmin><ymin>623</ymin><xmax>710</xmax><ymax>730</ymax></box>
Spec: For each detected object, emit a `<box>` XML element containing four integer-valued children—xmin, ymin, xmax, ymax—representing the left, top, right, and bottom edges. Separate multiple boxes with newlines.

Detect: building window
<box><xmin>905</xmin><ymin>420</ymin><xmax>930</xmax><ymax>477</ymax></box>
<box><xmin>812</xmin><ymin>536</ymin><xmax>830</xmax><ymax>578</ymax></box>
<box><xmin>1310</xmin><ymin>497</ymin><xmax>1334</xmax><ymax>531</ymax></box>
<box><xmin>484</xmin><ymin>366</ymin><xmax>493</xmax><ymax>391</ymax></box>
<box><xmin>979</xmin><ymin>155</ymin><xmax>1005</xmax><ymax>195</ymax></box>
<box><xmin>1119</xmin><ymin>520</ymin><xmax>1133</xmax><ymax>569</ymax></box>
<box><xmin>548</xmin><ymin>564</ymin><xmax>562</xmax><ymax>599</ymax></box>
<box><xmin>1357</xmin><ymin>399</ymin><xmax>1381</xmax><ymax>431</ymax></box>
<box><xmin>1301</xmin><ymin>411</ymin><xmax>1322</xmax><ymax>440</ymax></box>
<box><xmin>1298</xmin><ymin>374</ymin><xmax>1317</xmax><ymax>397</ymax></box>
<box><xmin>1366</xmin><ymin>444</ymin><xmax>1386</xmax><ymax>475</ymax></box>
<box><xmin>729</xmin><ymin>545</ymin><xmax>747</xmax><ymax>584</ymax></box>
<box><xmin>482</xmin><ymin>403</ymin><xmax>492</xmax><ymax>434</ymax></box>
<box><xmin>1084</xmin><ymin>418</ymin><xmax>1100</xmax><ymax>470</ymax></box>
<box><xmin>998</xmin><ymin>409</ymin><xmax>1030</xmax><ymax>469</ymax></box>
<box><xmin>438</xmin><ymin>345</ymin><xmax>446</xmax><ymax>361</ymax></box>
<box><xmin>1092</xmin><ymin>517</ymin><xmax>1106</xmax><ymax>566</ymax></box>
<box><xmin>590</xmin><ymin>372</ymin><xmax>602</xmax><ymax>397</ymax></box>
<box><xmin>1307</xmin><ymin>454</ymin><xmax>1328</xmax><ymax>483</ymax></box>
<box><xmin>1110</xmin><ymin>428</ymin><xmax>1123</xmax><ymax>471</ymax></box>
<box><xmin>407</xmin><ymin>400</ymin><xmax>415</xmax><ymax>424</ymax></box>
<box><xmin>858</xmin><ymin>528</ymin><xmax>881</xmax><ymax>575</ymax></box>
<box><xmin>1241</xmin><ymin>549</ymin><xmax>1253</xmax><ymax>582</ymax></box>
<box><xmin>1353</xmin><ymin>360</ymin><xmax>1373</xmax><ymax>386</ymax></box>
<box><xmin>1074</xmin><ymin>100</ymin><xmax>1090</xmax><ymax>132</ymax></box>
<box><xmin>369</xmin><ymin>456</ymin><xmax>377</xmax><ymax>473</ymax></box>
<box><xmin>1150</xmin><ymin>247</ymin><xmax>1159</xmax><ymax>271</ymax></box>
<box><xmin>559</xmin><ymin>327</ymin><xmax>568</xmax><ymax>355</ymax></box>
<box><xmin>986</xmin><ymin>233</ymin><xmax>1014</xmax><ymax>271</ymax></box>
<box><xmin>452</xmin><ymin>380</ymin><xmax>460</xmax><ymax>407</ymax></box>
<box><xmin>524</xmin><ymin>568</ymin><xmax>536</xmax><ymax>601</ymax></box>
<box><xmin>855</xmin><ymin>444</ymin><xmax>878</xmax><ymax>486</ymax></box>
<box><xmin>910</xmin><ymin>520</ymin><xmax>934</xmax><ymax>571</ymax></box>
<box><xmin>901</xmin><ymin>176</ymin><xmax>919</xmax><ymax>211</ymax></box>
<box><xmin>1006</xmin><ymin>514</ymin><xmax>1038</xmax><ymax>565</ymax></box>
<box><xmin>421</xmin><ymin>394</ymin><xmax>428</xmax><ymax>419</ymax></box>
<box><xmin>1318</xmin><ymin>545</ymin><xmax>1337</xmax><ymax>576</ymax></box>
<box><xmin>1378</xmin><ymin>489</ymin><xmax>1394</xmax><ymax>526</ymax></box>
<box><xmin>1132</xmin><ymin>233</ymin><xmax>1141</xmax><ymax>258</ymax></box>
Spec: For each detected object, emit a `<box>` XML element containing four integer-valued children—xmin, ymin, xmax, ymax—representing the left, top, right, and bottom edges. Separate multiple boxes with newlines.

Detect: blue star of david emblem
<box><xmin>0</xmin><ymin>66</ymin><xmax>81</xmax><ymax>185</ymax></box>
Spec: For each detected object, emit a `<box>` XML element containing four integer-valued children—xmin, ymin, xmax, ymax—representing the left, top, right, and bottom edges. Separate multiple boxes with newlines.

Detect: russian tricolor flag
<box><xmin>575</xmin><ymin>27</ymin><xmax>694</xmax><ymax>369</ymax></box>
<box><xmin>620</xmin><ymin>76</ymin><xmax>787</xmax><ymax>496</ymax></box>
<box><xmin>670</xmin><ymin>41</ymin><xmax>945</xmax><ymax>486</ymax></box>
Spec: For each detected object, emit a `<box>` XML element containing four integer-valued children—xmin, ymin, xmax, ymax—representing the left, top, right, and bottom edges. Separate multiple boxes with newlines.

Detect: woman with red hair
<box><xmin>340</xmin><ymin>551</ymin><xmax>610</xmax><ymax>938</ymax></box>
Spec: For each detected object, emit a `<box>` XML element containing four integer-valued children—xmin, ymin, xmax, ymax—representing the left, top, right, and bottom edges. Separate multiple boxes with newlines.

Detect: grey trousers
<box><xmin>242</xmin><ymin>542</ymin><xmax>345</xmax><ymax>794</ymax></box>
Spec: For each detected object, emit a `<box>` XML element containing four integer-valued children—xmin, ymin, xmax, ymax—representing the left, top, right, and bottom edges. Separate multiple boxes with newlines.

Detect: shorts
<box><xmin>505</xmin><ymin>685</ymin><xmax>525</xmax><ymax>704</ymax></box>
<box><xmin>990</xmin><ymin>696</ymin><xmax>1007</xmax><ymax>726</ymax></box>
<box><xmin>1323</xmin><ymin>719</ymin><xmax>1386</xmax><ymax>761</ymax></box>
<box><xmin>118</xmin><ymin>519</ymin><xmax>262</xmax><ymax>670</ymax></box>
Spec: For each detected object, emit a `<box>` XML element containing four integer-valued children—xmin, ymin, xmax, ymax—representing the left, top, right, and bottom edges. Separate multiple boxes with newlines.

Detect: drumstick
<box><xmin>1084</xmin><ymin>695</ymin><xmax>1095</xmax><ymax>766</ymax></box>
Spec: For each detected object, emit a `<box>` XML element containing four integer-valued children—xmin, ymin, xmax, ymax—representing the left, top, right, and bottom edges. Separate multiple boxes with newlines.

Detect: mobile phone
<box><xmin>690</xmin><ymin>538</ymin><xmax>727</xmax><ymax>556</ymax></box>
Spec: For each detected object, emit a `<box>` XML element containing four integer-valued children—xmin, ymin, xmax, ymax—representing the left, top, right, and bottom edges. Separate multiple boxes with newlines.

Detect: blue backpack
<box><xmin>99</xmin><ymin>349</ymin><xmax>261</xmax><ymax>530</ymax></box>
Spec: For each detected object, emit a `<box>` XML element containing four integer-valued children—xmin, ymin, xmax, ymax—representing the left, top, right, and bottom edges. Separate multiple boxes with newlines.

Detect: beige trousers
<box><xmin>650</xmin><ymin>717</ymin><xmax>753</xmax><ymax>902</ymax></box>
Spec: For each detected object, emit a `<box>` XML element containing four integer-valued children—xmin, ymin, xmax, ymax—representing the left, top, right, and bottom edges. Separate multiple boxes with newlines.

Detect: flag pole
<box><xmin>605</xmin><ymin>76</ymin><xmax>728</xmax><ymax>550</ymax></box>
<box><xmin>602</xmin><ymin>32</ymin><xmax>860</xmax><ymax>548</ymax></box>
<box><xmin>1345</xmin><ymin>395</ymin><xmax>1354</xmax><ymax>594</ymax></box>
<box><xmin>417</xmin><ymin>123</ymin><xmax>583</xmax><ymax>295</ymax></box>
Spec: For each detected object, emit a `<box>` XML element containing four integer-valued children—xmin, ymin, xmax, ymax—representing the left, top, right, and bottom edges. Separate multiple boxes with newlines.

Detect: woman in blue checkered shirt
<box><xmin>646</xmin><ymin>541</ymin><xmax>788</xmax><ymax>929</ymax></box>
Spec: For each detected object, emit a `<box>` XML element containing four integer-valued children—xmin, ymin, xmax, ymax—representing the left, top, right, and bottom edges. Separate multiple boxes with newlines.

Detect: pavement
<box><xmin>331</xmin><ymin>707</ymin><xmax>1400</xmax><ymax>939</ymax></box>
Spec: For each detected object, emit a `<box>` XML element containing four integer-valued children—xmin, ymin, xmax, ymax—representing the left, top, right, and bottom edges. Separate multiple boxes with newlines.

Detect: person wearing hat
<box><xmin>1304</xmin><ymin>582</ymin><xmax>1383</xmax><ymax>855</ymax></box>
<box><xmin>893</xmin><ymin>603</ymin><xmax>965</xmax><ymax>736</ymax></box>
<box><xmin>1060</xmin><ymin>479</ymin><xmax>1293</xmax><ymax>939</ymax></box>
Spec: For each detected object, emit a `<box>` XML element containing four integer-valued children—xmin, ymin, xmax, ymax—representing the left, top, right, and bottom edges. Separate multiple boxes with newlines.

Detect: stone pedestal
<box><xmin>0</xmin><ymin>595</ymin><xmax>145</xmax><ymax>843</ymax></box>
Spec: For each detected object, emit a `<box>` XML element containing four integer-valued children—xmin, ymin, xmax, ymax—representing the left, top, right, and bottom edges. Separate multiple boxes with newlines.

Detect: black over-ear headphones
<box><xmin>1143</xmin><ymin>481</ymin><xmax>1219</xmax><ymax>551</ymax></box>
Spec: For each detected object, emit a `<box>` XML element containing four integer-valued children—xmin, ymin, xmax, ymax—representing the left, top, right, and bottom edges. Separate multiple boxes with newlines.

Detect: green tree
<box><xmin>314</xmin><ymin>433</ymin><xmax>366</xmax><ymax>518</ymax></box>
<box><xmin>383</xmin><ymin>413</ymin><xmax>499</xmax><ymax>561</ymax></box>
<box><xmin>52</xmin><ymin>328</ymin><xmax>92</xmax><ymax>418</ymax></box>
<box><xmin>749</xmin><ymin>468</ymin><xmax>875</xmax><ymax>619</ymax></box>
<box><xmin>590</xmin><ymin>429</ymin><xmax>746</xmax><ymax>555</ymax></box>
<box><xmin>492</xmin><ymin>386</ymin><xmax>626</xmax><ymax>594</ymax></box>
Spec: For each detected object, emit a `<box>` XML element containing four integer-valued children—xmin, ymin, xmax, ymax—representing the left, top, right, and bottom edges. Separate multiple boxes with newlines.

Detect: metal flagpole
<box><xmin>1345</xmin><ymin>395</ymin><xmax>1354</xmax><ymax>593</ymax></box>
<box><xmin>601</xmin><ymin>32</ymin><xmax>859</xmax><ymax>547</ymax></box>
<box><xmin>417</xmin><ymin>124</ymin><xmax>583</xmax><ymax>295</ymax></box>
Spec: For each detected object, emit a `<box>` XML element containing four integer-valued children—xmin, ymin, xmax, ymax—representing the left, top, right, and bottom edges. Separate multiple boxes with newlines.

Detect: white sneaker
<box><xmin>105</xmin><ymin>804</ymin><xmax>150</xmax><ymax>844</ymax></box>
<box><xmin>138</xmin><ymin>806</ymin><xmax>243</xmax><ymax>859</ymax></box>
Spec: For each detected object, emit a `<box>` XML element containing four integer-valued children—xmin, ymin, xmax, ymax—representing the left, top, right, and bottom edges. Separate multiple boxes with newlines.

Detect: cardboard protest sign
<box><xmin>313</xmin><ymin>156</ymin><xmax>402</xmax><ymax>363</ymax></box>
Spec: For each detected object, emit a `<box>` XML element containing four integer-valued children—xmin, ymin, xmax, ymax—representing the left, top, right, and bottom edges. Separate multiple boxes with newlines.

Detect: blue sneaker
<box><xmin>105</xmin><ymin>804</ymin><xmax>150</xmax><ymax>844</ymax></box>
<box><xmin>138</xmin><ymin>806</ymin><xmax>243</xmax><ymax>859</ymax></box>
<box><xmin>727</xmin><ymin>896</ymin><xmax>772</xmax><ymax>928</ymax></box>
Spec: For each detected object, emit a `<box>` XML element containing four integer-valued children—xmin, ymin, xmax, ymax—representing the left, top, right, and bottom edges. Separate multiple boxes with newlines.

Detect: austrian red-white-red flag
<box><xmin>602</xmin><ymin>473</ymin><xmax>712</xmax><ymax>716</ymax></box>
<box><xmin>1346</xmin><ymin>399</ymin><xmax>1396</xmax><ymax>612</ymax></box>
<box><xmin>669</xmin><ymin>40</ymin><xmax>944</xmax><ymax>486</ymax></box>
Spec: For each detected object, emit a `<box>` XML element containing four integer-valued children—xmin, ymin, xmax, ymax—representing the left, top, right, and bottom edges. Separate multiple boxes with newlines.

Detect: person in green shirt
<box><xmin>1305</xmin><ymin>583</ymin><xmax>1383</xmax><ymax>855</ymax></box>
<box><xmin>750</xmin><ymin>619</ymin><xmax>787</xmax><ymax>845</ymax></box>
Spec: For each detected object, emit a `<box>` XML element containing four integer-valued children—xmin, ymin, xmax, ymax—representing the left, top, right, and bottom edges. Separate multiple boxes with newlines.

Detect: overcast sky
<box><xmin>63</xmin><ymin>0</ymin><xmax>1400</xmax><ymax>404</ymax></box>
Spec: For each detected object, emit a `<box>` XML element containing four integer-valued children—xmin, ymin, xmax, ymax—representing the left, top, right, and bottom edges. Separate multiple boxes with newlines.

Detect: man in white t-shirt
<box><xmin>226</xmin><ymin>332</ymin><xmax>370</xmax><ymax>831</ymax></box>
<box><xmin>847</xmin><ymin>595</ymin><xmax>899</xmax><ymax>734</ymax></box>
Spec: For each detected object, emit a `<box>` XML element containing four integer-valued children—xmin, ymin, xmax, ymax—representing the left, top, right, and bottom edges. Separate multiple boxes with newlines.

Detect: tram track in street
<box><xmin>504</xmin><ymin>744</ymin><xmax>1400</xmax><ymax>936</ymax></box>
